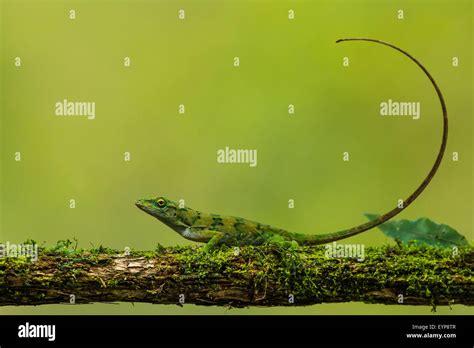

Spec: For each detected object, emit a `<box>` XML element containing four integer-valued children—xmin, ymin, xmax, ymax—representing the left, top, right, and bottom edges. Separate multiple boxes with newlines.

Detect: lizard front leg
<box><xmin>201</xmin><ymin>231</ymin><xmax>225</xmax><ymax>252</ymax></box>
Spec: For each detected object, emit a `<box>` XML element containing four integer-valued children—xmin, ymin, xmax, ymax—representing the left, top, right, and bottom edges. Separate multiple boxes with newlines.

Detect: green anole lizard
<box><xmin>136</xmin><ymin>38</ymin><xmax>448</xmax><ymax>251</ymax></box>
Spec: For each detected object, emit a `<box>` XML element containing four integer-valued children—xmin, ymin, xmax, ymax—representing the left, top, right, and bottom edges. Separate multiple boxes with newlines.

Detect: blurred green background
<box><xmin>0</xmin><ymin>0</ymin><xmax>472</xmax><ymax>315</ymax></box>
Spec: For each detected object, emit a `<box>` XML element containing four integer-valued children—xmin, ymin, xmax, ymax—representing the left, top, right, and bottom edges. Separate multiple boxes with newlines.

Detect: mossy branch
<box><xmin>1</xmin><ymin>242</ymin><xmax>473</xmax><ymax>307</ymax></box>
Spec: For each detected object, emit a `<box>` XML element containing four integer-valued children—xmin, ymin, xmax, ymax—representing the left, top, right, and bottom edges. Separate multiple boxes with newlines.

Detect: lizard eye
<box><xmin>156</xmin><ymin>198</ymin><xmax>166</xmax><ymax>207</ymax></box>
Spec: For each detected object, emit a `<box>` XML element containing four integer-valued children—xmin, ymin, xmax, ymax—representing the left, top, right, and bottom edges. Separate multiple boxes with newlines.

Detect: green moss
<box><xmin>89</xmin><ymin>245</ymin><xmax>119</xmax><ymax>255</ymax></box>
<box><xmin>138</xmin><ymin>243</ymin><xmax>472</xmax><ymax>305</ymax></box>
<box><xmin>1</xmin><ymin>241</ymin><xmax>472</xmax><ymax>306</ymax></box>
<box><xmin>107</xmin><ymin>278</ymin><xmax>120</xmax><ymax>287</ymax></box>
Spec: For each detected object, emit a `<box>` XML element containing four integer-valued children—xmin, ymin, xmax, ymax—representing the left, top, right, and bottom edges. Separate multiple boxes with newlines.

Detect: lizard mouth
<box><xmin>135</xmin><ymin>200</ymin><xmax>147</xmax><ymax>211</ymax></box>
<box><xmin>135</xmin><ymin>200</ymin><xmax>159</xmax><ymax>218</ymax></box>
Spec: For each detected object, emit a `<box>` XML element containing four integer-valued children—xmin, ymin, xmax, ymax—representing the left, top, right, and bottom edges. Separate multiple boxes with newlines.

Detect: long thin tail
<box><xmin>302</xmin><ymin>38</ymin><xmax>448</xmax><ymax>245</ymax></box>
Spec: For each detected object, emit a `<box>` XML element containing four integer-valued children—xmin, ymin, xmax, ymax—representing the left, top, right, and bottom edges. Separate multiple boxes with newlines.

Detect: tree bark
<box><xmin>1</xmin><ymin>244</ymin><xmax>472</xmax><ymax>307</ymax></box>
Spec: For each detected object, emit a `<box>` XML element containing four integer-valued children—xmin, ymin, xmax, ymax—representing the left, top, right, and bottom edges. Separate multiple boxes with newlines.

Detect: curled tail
<box><xmin>297</xmin><ymin>38</ymin><xmax>448</xmax><ymax>245</ymax></box>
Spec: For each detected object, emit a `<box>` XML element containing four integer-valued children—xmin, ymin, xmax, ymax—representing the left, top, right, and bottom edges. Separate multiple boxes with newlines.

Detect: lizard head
<box><xmin>135</xmin><ymin>196</ymin><xmax>183</xmax><ymax>231</ymax></box>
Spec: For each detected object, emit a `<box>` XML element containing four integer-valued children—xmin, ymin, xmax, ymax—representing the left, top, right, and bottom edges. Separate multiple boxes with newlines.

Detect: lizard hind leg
<box><xmin>266</xmin><ymin>234</ymin><xmax>300</xmax><ymax>250</ymax></box>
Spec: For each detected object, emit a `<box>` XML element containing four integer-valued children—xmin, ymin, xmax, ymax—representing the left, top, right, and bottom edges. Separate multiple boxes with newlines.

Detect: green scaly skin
<box><xmin>136</xmin><ymin>38</ymin><xmax>448</xmax><ymax>251</ymax></box>
<box><xmin>136</xmin><ymin>196</ymin><xmax>339</xmax><ymax>250</ymax></box>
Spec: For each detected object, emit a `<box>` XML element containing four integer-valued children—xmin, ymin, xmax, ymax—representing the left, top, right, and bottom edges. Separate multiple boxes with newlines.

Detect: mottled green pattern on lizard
<box><xmin>136</xmin><ymin>38</ymin><xmax>448</xmax><ymax>250</ymax></box>
<box><xmin>136</xmin><ymin>196</ymin><xmax>353</xmax><ymax>250</ymax></box>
